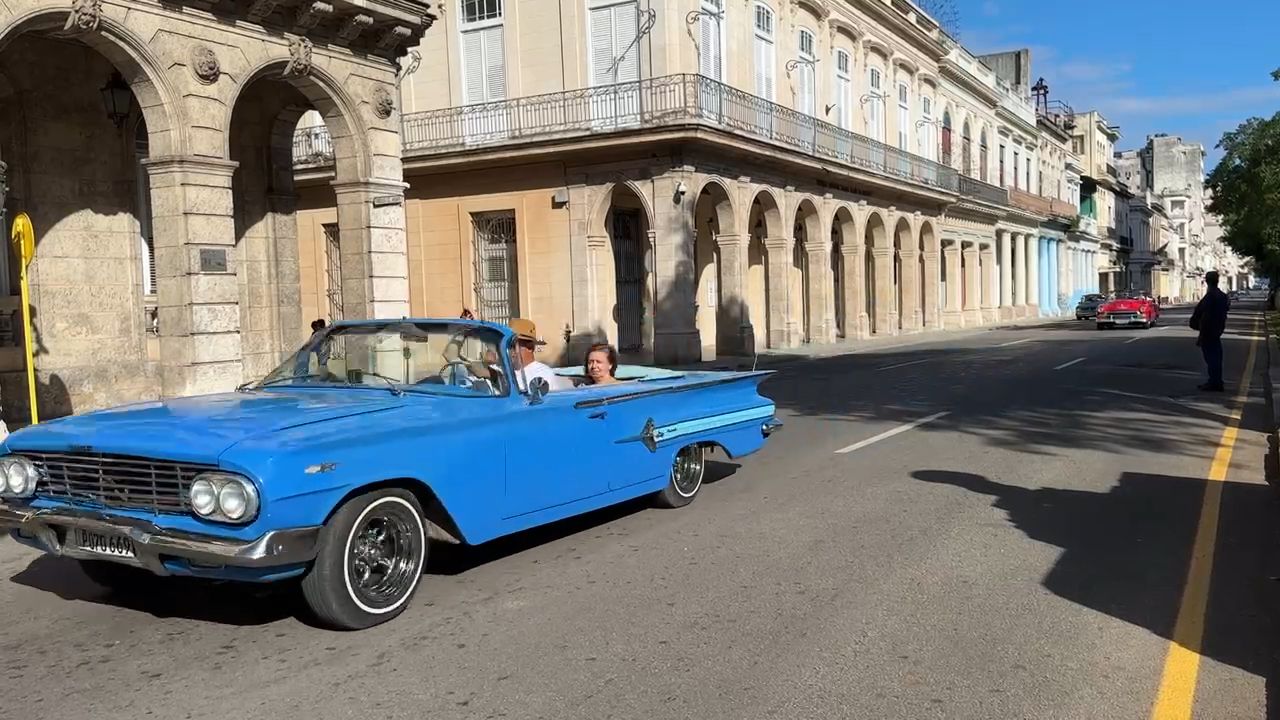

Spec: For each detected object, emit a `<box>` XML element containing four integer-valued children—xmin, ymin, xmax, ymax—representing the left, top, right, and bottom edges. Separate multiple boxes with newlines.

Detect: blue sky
<box><xmin>951</xmin><ymin>0</ymin><xmax>1280</xmax><ymax>169</ymax></box>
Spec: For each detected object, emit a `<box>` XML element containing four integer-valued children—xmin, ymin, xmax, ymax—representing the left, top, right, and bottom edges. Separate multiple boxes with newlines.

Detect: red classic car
<box><xmin>1096</xmin><ymin>291</ymin><xmax>1160</xmax><ymax>329</ymax></box>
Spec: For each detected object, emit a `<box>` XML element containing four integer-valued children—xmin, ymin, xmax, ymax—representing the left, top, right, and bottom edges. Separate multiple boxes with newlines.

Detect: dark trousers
<box><xmin>1200</xmin><ymin>336</ymin><xmax>1224</xmax><ymax>387</ymax></box>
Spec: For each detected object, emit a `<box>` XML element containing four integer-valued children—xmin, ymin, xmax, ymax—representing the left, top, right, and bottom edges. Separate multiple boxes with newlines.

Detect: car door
<box><xmin>499</xmin><ymin>392</ymin><xmax>617</xmax><ymax>518</ymax></box>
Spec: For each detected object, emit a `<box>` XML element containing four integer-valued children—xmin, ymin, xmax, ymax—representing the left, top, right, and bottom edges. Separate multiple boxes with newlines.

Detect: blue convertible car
<box><xmin>0</xmin><ymin>319</ymin><xmax>779</xmax><ymax>629</ymax></box>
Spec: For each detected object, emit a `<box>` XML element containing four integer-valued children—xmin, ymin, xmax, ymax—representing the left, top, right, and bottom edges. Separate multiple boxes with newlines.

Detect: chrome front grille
<box><xmin>24</xmin><ymin>452</ymin><xmax>214</xmax><ymax>515</ymax></box>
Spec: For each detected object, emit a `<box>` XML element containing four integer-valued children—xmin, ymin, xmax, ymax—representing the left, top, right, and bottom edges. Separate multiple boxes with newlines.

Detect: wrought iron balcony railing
<box><xmin>293</xmin><ymin>74</ymin><xmax>960</xmax><ymax>193</ymax></box>
<box><xmin>292</xmin><ymin>126</ymin><xmax>334</xmax><ymax>169</ymax></box>
<box><xmin>958</xmin><ymin>175</ymin><xmax>1008</xmax><ymax>206</ymax></box>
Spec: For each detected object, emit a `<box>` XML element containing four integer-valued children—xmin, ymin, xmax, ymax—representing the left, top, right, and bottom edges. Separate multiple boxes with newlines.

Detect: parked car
<box><xmin>0</xmin><ymin>319</ymin><xmax>780</xmax><ymax>630</ymax></box>
<box><xmin>1096</xmin><ymin>291</ymin><xmax>1160</xmax><ymax>329</ymax></box>
<box><xmin>1074</xmin><ymin>293</ymin><xmax>1107</xmax><ymax>320</ymax></box>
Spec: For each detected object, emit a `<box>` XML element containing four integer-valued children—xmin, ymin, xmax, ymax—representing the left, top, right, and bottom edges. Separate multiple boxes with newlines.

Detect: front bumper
<box><xmin>0</xmin><ymin>502</ymin><xmax>321</xmax><ymax>576</ymax></box>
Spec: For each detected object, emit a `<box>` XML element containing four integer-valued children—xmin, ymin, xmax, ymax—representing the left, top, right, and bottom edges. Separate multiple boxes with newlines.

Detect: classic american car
<box><xmin>0</xmin><ymin>319</ymin><xmax>780</xmax><ymax>630</ymax></box>
<box><xmin>1074</xmin><ymin>293</ymin><xmax>1107</xmax><ymax>320</ymax></box>
<box><xmin>1096</xmin><ymin>291</ymin><xmax>1160</xmax><ymax>329</ymax></box>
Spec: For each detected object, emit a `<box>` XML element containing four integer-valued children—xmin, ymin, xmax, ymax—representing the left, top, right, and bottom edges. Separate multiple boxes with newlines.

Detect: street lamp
<box><xmin>99</xmin><ymin>71</ymin><xmax>132</xmax><ymax>129</ymax></box>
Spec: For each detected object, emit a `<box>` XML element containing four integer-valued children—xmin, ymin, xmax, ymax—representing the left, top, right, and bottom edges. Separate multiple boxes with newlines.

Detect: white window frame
<box><xmin>458</xmin><ymin>0</ymin><xmax>507</xmax><ymax>141</ymax></box>
<box><xmin>797</xmin><ymin>27</ymin><xmax>816</xmax><ymax>116</ymax></box>
<box><xmin>698</xmin><ymin>0</ymin><xmax>726</xmax><ymax>81</ymax></box>
<box><xmin>834</xmin><ymin>49</ymin><xmax>851</xmax><ymax>130</ymax></box>
<box><xmin>866</xmin><ymin>66</ymin><xmax>884</xmax><ymax>142</ymax></box>
<box><xmin>918</xmin><ymin>94</ymin><xmax>933</xmax><ymax>159</ymax></box>
<box><xmin>753</xmin><ymin>2</ymin><xmax>775</xmax><ymax>101</ymax></box>
<box><xmin>896</xmin><ymin>82</ymin><xmax>909</xmax><ymax>151</ymax></box>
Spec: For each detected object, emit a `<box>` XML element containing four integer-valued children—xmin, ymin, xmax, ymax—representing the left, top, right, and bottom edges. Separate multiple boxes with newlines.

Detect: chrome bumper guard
<box><xmin>0</xmin><ymin>502</ymin><xmax>321</xmax><ymax>576</ymax></box>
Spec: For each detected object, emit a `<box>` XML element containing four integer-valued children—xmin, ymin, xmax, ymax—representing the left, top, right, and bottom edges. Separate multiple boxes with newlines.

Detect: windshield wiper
<box><xmin>257</xmin><ymin>373</ymin><xmax>330</xmax><ymax>388</ymax></box>
<box><xmin>359</xmin><ymin>371</ymin><xmax>405</xmax><ymax>397</ymax></box>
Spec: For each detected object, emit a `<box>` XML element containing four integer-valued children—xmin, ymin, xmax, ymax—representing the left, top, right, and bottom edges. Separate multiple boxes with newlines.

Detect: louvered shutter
<box><xmin>612</xmin><ymin>2</ymin><xmax>639</xmax><ymax>82</ymax></box>
<box><xmin>799</xmin><ymin>65</ymin><xmax>814</xmax><ymax>115</ymax></box>
<box><xmin>699</xmin><ymin>11</ymin><xmax>720</xmax><ymax>79</ymax></box>
<box><xmin>482</xmin><ymin>26</ymin><xmax>505</xmax><ymax>101</ymax></box>
<box><xmin>461</xmin><ymin>29</ymin><xmax>486</xmax><ymax>104</ymax></box>
<box><xmin>754</xmin><ymin>36</ymin><xmax>774</xmax><ymax>100</ymax></box>
<box><xmin>837</xmin><ymin>75</ymin><xmax>850</xmax><ymax>128</ymax></box>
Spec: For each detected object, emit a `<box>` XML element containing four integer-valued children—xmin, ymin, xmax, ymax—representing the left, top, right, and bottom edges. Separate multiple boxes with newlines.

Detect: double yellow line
<box><xmin>1149</xmin><ymin>316</ymin><xmax>1260</xmax><ymax>719</ymax></box>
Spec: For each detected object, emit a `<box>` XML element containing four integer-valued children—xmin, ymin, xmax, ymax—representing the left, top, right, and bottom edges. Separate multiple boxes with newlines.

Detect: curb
<box><xmin>1266</xmin><ymin>311</ymin><xmax>1280</xmax><ymax>489</ymax></box>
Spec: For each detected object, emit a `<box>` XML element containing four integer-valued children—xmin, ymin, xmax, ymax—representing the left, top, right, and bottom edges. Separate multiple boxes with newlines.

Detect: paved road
<box><xmin>3</xmin><ymin>303</ymin><xmax>1278</xmax><ymax>720</ymax></box>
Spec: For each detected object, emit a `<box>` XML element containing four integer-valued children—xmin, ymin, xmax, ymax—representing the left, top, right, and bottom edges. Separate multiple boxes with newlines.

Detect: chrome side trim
<box><xmin>0</xmin><ymin>503</ymin><xmax>320</xmax><ymax>575</ymax></box>
<box><xmin>573</xmin><ymin>370</ymin><xmax>775</xmax><ymax>409</ymax></box>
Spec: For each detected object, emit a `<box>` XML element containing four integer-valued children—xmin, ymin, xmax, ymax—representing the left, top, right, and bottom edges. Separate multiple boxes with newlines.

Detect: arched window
<box><xmin>753</xmin><ymin>3</ymin><xmax>775</xmax><ymax>100</ymax></box>
<box><xmin>979</xmin><ymin>129</ymin><xmax>989</xmax><ymax>183</ymax></box>
<box><xmin>834</xmin><ymin>49</ymin><xmax>851</xmax><ymax>129</ymax></box>
<box><xmin>797</xmin><ymin>28</ymin><xmax>816</xmax><ymax>116</ymax></box>
<box><xmin>866</xmin><ymin>66</ymin><xmax>884</xmax><ymax>141</ymax></box>
<box><xmin>961</xmin><ymin>121</ymin><xmax>972</xmax><ymax>177</ymax></box>
<box><xmin>134</xmin><ymin>118</ymin><xmax>155</xmax><ymax>296</ymax></box>
<box><xmin>941</xmin><ymin>111</ymin><xmax>952</xmax><ymax>166</ymax></box>
<box><xmin>918</xmin><ymin>94</ymin><xmax>933</xmax><ymax>159</ymax></box>
<box><xmin>896</xmin><ymin>82</ymin><xmax>909</xmax><ymax>151</ymax></box>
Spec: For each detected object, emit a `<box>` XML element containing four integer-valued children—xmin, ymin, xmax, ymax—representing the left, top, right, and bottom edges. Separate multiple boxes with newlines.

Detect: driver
<box><xmin>508</xmin><ymin>318</ymin><xmax>572</xmax><ymax>393</ymax></box>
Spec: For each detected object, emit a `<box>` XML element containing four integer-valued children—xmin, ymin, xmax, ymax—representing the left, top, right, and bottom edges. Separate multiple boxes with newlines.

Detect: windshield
<box><xmin>259</xmin><ymin>321</ymin><xmax>511</xmax><ymax>397</ymax></box>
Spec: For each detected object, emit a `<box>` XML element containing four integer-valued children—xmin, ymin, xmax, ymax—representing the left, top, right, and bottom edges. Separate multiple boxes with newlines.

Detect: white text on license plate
<box><xmin>75</xmin><ymin>528</ymin><xmax>135</xmax><ymax>558</ymax></box>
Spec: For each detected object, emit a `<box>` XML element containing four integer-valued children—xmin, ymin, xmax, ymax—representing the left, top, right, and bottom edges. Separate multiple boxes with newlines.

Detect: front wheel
<box><xmin>655</xmin><ymin>445</ymin><xmax>707</xmax><ymax>509</ymax></box>
<box><xmin>302</xmin><ymin>488</ymin><xmax>428</xmax><ymax>630</ymax></box>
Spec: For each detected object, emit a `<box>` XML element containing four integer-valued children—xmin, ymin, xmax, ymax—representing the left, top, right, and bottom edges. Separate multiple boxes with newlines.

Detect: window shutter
<box><xmin>612</xmin><ymin>2</ymin><xmax>640</xmax><ymax>82</ymax></box>
<box><xmin>837</xmin><ymin>75</ymin><xmax>850</xmax><ymax>128</ymax></box>
<box><xmin>799</xmin><ymin>66</ymin><xmax>814</xmax><ymax>115</ymax></box>
<box><xmin>699</xmin><ymin>12</ymin><xmax>720</xmax><ymax>79</ymax></box>
<box><xmin>482</xmin><ymin>25</ymin><xmax>505</xmax><ymax>101</ymax></box>
<box><xmin>589</xmin><ymin>6</ymin><xmax>615</xmax><ymax>85</ymax></box>
<box><xmin>461</xmin><ymin>30</ymin><xmax>486</xmax><ymax>104</ymax></box>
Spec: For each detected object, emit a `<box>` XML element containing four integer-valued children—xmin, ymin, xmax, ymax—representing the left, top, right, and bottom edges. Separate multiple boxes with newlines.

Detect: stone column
<box><xmin>874</xmin><ymin>246</ymin><xmax>896</xmax><ymax>335</ymax></box>
<box><xmin>763</xmin><ymin>236</ymin><xmax>794</xmax><ymax>348</ymax></box>
<box><xmin>1025</xmin><ymin>234</ymin><xmax>1040</xmax><ymax>317</ymax></box>
<box><xmin>807</xmin><ymin>243</ymin><xmax>832</xmax><ymax>343</ymax></box>
<box><xmin>715</xmin><ymin>234</ymin><xmax>752</xmax><ymax>356</ymax></box>
<box><xmin>147</xmin><ymin>157</ymin><xmax>242</xmax><ymax>398</ymax></box>
<box><xmin>1058</xmin><ymin>242</ymin><xmax>1070</xmax><ymax>311</ymax></box>
<box><xmin>1013</xmin><ymin>233</ymin><xmax>1027</xmax><ymax>314</ymax></box>
<box><xmin>652</xmin><ymin>177</ymin><xmax>699</xmax><ymax>364</ymax></box>
<box><xmin>942</xmin><ymin>241</ymin><xmax>963</xmax><ymax>329</ymax></box>
<box><xmin>841</xmin><ymin>243</ymin><xmax>869</xmax><ymax>339</ymax></box>
<box><xmin>962</xmin><ymin>243</ymin><xmax>982</xmax><ymax>326</ymax></box>
<box><xmin>980</xmin><ymin>243</ymin><xmax>998</xmax><ymax>324</ymax></box>
<box><xmin>999</xmin><ymin>229</ymin><xmax>1014</xmax><ymax>320</ymax></box>
<box><xmin>332</xmin><ymin>180</ymin><xmax>411</xmax><ymax>321</ymax></box>
<box><xmin>923</xmin><ymin>249</ymin><xmax>941</xmax><ymax>330</ymax></box>
<box><xmin>899</xmin><ymin>247</ymin><xmax>921</xmax><ymax>332</ymax></box>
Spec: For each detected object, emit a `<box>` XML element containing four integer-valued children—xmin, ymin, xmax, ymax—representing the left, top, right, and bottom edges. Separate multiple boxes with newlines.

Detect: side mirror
<box><xmin>527</xmin><ymin>377</ymin><xmax>549</xmax><ymax>404</ymax></box>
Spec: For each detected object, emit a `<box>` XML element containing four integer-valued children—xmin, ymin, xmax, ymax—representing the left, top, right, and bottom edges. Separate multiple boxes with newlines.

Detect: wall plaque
<box><xmin>372</xmin><ymin>195</ymin><xmax>402</xmax><ymax>207</ymax></box>
<box><xmin>199</xmin><ymin>248</ymin><xmax>228</xmax><ymax>273</ymax></box>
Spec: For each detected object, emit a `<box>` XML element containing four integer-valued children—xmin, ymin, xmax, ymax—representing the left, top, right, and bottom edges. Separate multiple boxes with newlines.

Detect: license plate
<box><xmin>75</xmin><ymin>528</ymin><xmax>135</xmax><ymax>558</ymax></box>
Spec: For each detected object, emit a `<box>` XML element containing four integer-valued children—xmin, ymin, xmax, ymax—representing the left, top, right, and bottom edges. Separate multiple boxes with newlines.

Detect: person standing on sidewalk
<box><xmin>1189</xmin><ymin>270</ymin><xmax>1231</xmax><ymax>392</ymax></box>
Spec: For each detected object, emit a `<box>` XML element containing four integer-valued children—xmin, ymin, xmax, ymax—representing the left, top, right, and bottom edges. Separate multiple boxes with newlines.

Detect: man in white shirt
<box><xmin>508</xmin><ymin>318</ymin><xmax>574</xmax><ymax>393</ymax></box>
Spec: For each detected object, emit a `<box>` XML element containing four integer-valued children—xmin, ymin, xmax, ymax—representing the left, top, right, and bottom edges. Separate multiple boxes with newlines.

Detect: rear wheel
<box><xmin>302</xmin><ymin>488</ymin><xmax>428</xmax><ymax>630</ymax></box>
<box><xmin>654</xmin><ymin>445</ymin><xmax>706</xmax><ymax>509</ymax></box>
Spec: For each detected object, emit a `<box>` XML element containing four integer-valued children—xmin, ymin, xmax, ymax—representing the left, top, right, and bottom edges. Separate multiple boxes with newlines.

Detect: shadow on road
<box><xmin>6</xmin><ymin>459</ymin><xmax>743</xmax><ymax>625</ymax></box>
<box><xmin>765</xmin><ymin>306</ymin><xmax>1267</xmax><ymax>460</ymax></box>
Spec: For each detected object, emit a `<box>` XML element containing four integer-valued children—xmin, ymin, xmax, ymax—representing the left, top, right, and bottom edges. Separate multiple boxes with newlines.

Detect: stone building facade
<box><xmin>0</xmin><ymin>0</ymin><xmax>434</xmax><ymax>423</ymax></box>
<box><xmin>292</xmin><ymin>0</ymin><xmax>1087</xmax><ymax>371</ymax></box>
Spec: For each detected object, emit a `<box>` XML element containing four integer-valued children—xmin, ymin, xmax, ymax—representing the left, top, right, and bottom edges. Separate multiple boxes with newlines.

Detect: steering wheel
<box><xmin>438</xmin><ymin>360</ymin><xmax>475</xmax><ymax>387</ymax></box>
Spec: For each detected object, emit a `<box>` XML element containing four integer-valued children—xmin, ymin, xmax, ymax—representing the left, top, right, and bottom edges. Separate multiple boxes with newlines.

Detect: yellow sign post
<box><xmin>10</xmin><ymin>213</ymin><xmax>36</xmax><ymax>425</ymax></box>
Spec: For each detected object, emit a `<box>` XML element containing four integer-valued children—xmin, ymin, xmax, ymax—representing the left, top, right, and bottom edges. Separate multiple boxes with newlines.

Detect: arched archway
<box><xmin>0</xmin><ymin>16</ymin><xmax>183</xmax><ymax>418</ymax></box>
<box><xmin>864</xmin><ymin>211</ymin><xmax>887</xmax><ymax>335</ymax></box>
<box><xmin>893</xmin><ymin>216</ymin><xmax>915</xmax><ymax>332</ymax></box>
<box><xmin>793</xmin><ymin>198</ymin><xmax>821</xmax><ymax>344</ymax></box>
<box><xmin>589</xmin><ymin>182</ymin><xmax>655</xmax><ymax>360</ymax></box>
<box><xmin>919</xmin><ymin>220</ymin><xmax>938</xmax><ymax>328</ymax></box>
<box><xmin>693</xmin><ymin>180</ymin><xmax>737</xmax><ymax>360</ymax></box>
<box><xmin>747</xmin><ymin>189</ymin><xmax>783</xmax><ymax>350</ymax></box>
<box><xmin>831</xmin><ymin>206</ymin><xmax>857</xmax><ymax>338</ymax></box>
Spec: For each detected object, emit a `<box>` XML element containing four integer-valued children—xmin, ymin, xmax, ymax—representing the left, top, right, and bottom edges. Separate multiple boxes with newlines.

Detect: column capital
<box><xmin>330</xmin><ymin>178</ymin><xmax>410</xmax><ymax>198</ymax></box>
<box><xmin>586</xmin><ymin>233</ymin><xmax>609</xmax><ymax>250</ymax></box>
<box><xmin>841</xmin><ymin>242</ymin><xmax>866</xmax><ymax>257</ymax></box>
<box><xmin>715</xmin><ymin>233</ymin><xmax>748</xmax><ymax>250</ymax></box>
<box><xmin>143</xmin><ymin>155</ymin><xmax>239</xmax><ymax>178</ymax></box>
<box><xmin>763</xmin><ymin>236</ymin><xmax>793</xmax><ymax>251</ymax></box>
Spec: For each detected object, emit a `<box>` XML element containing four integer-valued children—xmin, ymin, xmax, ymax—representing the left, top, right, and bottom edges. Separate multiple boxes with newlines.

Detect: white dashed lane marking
<box><xmin>835</xmin><ymin>411</ymin><xmax>951</xmax><ymax>454</ymax></box>
<box><xmin>1054</xmin><ymin>357</ymin><xmax>1086</xmax><ymax>370</ymax></box>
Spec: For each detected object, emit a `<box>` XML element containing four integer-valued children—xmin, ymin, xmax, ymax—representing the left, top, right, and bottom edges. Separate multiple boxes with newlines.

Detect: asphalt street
<box><xmin>2</xmin><ymin>302</ymin><xmax>1278</xmax><ymax>720</ymax></box>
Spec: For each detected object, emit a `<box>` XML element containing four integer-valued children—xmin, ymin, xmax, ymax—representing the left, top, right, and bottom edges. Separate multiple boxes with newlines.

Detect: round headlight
<box><xmin>190</xmin><ymin>479</ymin><xmax>218</xmax><ymax>516</ymax></box>
<box><xmin>218</xmin><ymin>482</ymin><xmax>249</xmax><ymax>521</ymax></box>
<box><xmin>5</xmin><ymin>459</ymin><xmax>31</xmax><ymax>496</ymax></box>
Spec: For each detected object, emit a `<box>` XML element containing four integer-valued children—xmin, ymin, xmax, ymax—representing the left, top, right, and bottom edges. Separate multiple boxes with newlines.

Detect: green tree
<box><xmin>1206</xmin><ymin>70</ymin><xmax>1280</xmax><ymax>283</ymax></box>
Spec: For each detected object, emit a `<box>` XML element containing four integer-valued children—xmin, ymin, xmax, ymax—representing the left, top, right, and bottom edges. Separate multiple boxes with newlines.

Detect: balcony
<box><xmin>1009</xmin><ymin>187</ymin><xmax>1051</xmax><ymax>216</ymax></box>
<box><xmin>957</xmin><ymin>175</ymin><xmax>1008</xmax><ymax>205</ymax></box>
<box><xmin>292</xmin><ymin>126</ymin><xmax>334</xmax><ymax>169</ymax></box>
<box><xmin>292</xmin><ymin>74</ymin><xmax>960</xmax><ymax>194</ymax></box>
<box><xmin>1073</xmin><ymin>215</ymin><xmax>1099</xmax><ymax>236</ymax></box>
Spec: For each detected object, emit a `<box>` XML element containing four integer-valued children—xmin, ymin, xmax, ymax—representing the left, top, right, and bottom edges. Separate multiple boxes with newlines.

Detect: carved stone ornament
<box><xmin>63</xmin><ymin>0</ymin><xmax>102</xmax><ymax>34</ymax></box>
<box><xmin>372</xmin><ymin>86</ymin><xmax>394</xmax><ymax>119</ymax></box>
<box><xmin>283</xmin><ymin>36</ymin><xmax>314</xmax><ymax>78</ymax></box>
<box><xmin>190</xmin><ymin>45</ymin><xmax>221</xmax><ymax>85</ymax></box>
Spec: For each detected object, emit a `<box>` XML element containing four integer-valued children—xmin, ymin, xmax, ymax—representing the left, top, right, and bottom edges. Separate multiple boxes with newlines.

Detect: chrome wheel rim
<box><xmin>672</xmin><ymin>445</ymin><xmax>706</xmax><ymax>498</ymax></box>
<box><xmin>346</xmin><ymin>503</ymin><xmax>421</xmax><ymax>610</ymax></box>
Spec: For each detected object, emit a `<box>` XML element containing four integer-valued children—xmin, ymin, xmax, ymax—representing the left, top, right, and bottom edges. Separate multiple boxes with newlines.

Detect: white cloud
<box><xmin>1097</xmin><ymin>85</ymin><xmax>1280</xmax><ymax>116</ymax></box>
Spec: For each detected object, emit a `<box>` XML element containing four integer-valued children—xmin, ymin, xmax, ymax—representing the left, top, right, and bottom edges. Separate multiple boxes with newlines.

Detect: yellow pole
<box><xmin>10</xmin><ymin>213</ymin><xmax>36</xmax><ymax>425</ymax></box>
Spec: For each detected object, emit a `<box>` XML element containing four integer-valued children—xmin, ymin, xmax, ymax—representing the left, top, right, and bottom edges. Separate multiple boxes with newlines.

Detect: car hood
<box><xmin>3</xmin><ymin>389</ymin><xmax>404</xmax><ymax>463</ymax></box>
